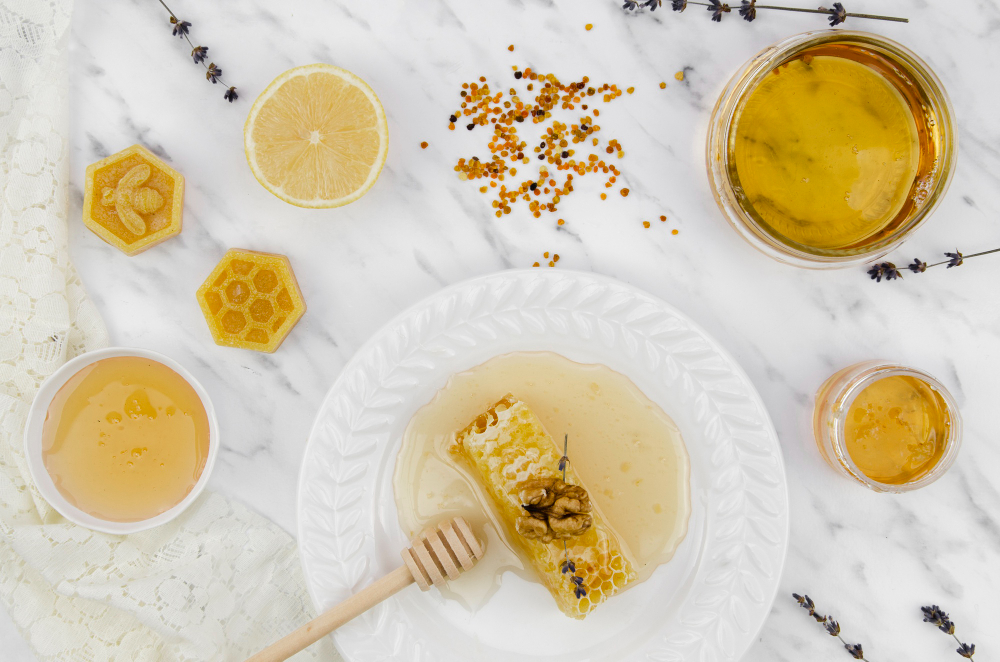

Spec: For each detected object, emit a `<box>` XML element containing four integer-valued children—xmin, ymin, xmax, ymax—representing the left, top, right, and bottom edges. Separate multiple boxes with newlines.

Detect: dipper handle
<box><xmin>245</xmin><ymin>516</ymin><xmax>484</xmax><ymax>662</ymax></box>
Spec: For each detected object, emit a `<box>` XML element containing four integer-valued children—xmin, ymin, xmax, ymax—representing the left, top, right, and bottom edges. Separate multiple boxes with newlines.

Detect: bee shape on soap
<box><xmin>83</xmin><ymin>145</ymin><xmax>184</xmax><ymax>256</ymax></box>
<box><xmin>196</xmin><ymin>249</ymin><xmax>306</xmax><ymax>353</ymax></box>
<box><xmin>100</xmin><ymin>164</ymin><xmax>164</xmax><ymax>234</ymax></box>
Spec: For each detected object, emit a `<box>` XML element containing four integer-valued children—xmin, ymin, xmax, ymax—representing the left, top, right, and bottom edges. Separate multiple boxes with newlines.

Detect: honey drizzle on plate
<box><xmin>393</xmin><ymin>351</ymin><xmax>691</xmax><ymax>609</ymax></box>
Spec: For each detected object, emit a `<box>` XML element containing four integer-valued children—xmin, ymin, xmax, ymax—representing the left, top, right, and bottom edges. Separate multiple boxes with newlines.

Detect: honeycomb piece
<box><xmin>82</xmin><ymin>144</ymin><xmax>184</xmax><ymax>256</ymax></box>
<box><xmin>196</xmin><ymin>249</ymin><xmax>306</xmax><ymax>353</ymax></box>
<box><xmin>452</xmin><ymin>395</ymin><xmax>637</xmax><ymax>619</ymax></box>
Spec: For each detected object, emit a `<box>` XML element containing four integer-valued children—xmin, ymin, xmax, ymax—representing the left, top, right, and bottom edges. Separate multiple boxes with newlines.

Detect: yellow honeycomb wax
<box><xmin>196</xmin><ymin>249</ymin><xmax>306</xmax><ymax>353</ymax></box>
<box><xmin>452</xmin><ymin>395</ymin><xmax>637</xmax><ymax>619</ymax></box>
<box><xmin>82</xmin><ymin>144</ymin><xmax>184</xmax><ymax>255</ymax></box>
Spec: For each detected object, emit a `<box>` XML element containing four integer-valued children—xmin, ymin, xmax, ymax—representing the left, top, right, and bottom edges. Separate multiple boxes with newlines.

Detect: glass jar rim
<box><xmin>829</xmin><ymin>363</ymin><xmax>963</xmax><ymax>492</ymax></box>
<box><xmin>706</xmin><ymin>29</ymin><xmax>958</xmax><ymax>269</ymax></box>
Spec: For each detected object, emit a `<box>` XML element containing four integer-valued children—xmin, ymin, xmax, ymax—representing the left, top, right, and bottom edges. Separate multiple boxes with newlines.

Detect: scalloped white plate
<box><xmin>298</xmin><ymin>269</ymin><xmax>789</xmax><ymax>662</ymax></box>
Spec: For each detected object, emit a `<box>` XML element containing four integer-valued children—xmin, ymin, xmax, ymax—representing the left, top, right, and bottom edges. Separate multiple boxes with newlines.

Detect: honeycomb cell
<box><xmin>276</xmin><ymin>288</ymin><xmax>294</xmax><ymax>311</ymax></box>
<box><xmin>221</xmin><ymin>310</ymin><xmax>247</xmax><ymax>333</ymax></box>
<box><xmin>231</xmin><ymin>259</ymin><xmax>254</xmax><ymax>276</ymax></box>
<box><xmin>253</xmin><ymin>269</ymin><xmax>278</xmax><ymax>293</ymax></box>
<box><xmin>226</xmin><ymin>280</ymin><xmax>251</xmax><ymax>305</ymax></box>
<box><xmin>204</xmin><ymin>291</ymin><xmax>223</xmax><ymax>315</ymax></box>
<box><xmin>245</xmin><ymin>328</ymin><xmax>269</xmax><ymax>344</ymax></box>
<box><xmin>249</xmin><ymin>298</ymin><xmax>274</xmax><ymax>322</ymax></box>
<box><xmin>82</xmin><ymin>144</ymin><xmax>185</xmax><ymax>256</ymax></box>
<box><xmin>196</xmin><ymin>248</ymin><xmax>306</xmax><ymax>353</ymax></box>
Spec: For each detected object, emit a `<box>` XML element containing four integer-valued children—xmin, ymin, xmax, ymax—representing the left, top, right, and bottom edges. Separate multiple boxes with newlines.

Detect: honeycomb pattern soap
<box><xmin>196</xmin><ymin>249</ymin><xmax>306</xmax><ymax>353</ymax></box>
<box><xmin>82</xmin><ymin>144</ymin><xmax>184</xmax><ymax>255</ymax></box>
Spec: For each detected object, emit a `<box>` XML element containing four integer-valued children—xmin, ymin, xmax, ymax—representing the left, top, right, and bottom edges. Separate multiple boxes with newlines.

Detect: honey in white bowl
<box><xmin>42</xmin><ymin>356</ymin><xmax>210</xmax><ymax>522</ymax></box>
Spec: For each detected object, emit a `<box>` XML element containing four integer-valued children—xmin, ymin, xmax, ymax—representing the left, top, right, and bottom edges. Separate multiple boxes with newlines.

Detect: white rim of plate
<box><xmin>23</xmin><ymin>346</ymin><xmax>219</xmax><ymax>535</ymax></box>
<box><xmin>297</xmin><ymin>268</ymin><xmax>789</xmax><ymax>662</ymax></box>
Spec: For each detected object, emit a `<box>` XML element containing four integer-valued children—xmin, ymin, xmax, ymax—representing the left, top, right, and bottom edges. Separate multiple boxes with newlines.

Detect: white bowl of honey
<box><xmin>707</xmin><ymin>31</ymin><xmax>956</xmax><ymax>268</ymax></box>
<box><xmin>813</xmin><ymin>361</ymin><xmax>962</xmax><ymax>492</ymax></box>
<box><xmin>24</xmin><ymin>348</ymin><xmax>218</xmax><ymax>534</ymax></box>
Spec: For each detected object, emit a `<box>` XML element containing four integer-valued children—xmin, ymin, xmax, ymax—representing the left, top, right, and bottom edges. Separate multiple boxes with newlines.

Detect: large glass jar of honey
<box><xmin>707</xmin><ymin>31</ymin><xmax>956</xmax><ymax>268</ymax></box>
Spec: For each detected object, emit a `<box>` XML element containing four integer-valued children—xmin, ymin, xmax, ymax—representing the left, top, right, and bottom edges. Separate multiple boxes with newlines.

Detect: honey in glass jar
<box><xmin>707</xmin><ymin>31</ymin><xmax>956</xmax><ymax>268</ymax></box>
<box><xmin>813</xmin><ymin>361</ymin><xmax>962</xmax><ymax>492</ymax></box>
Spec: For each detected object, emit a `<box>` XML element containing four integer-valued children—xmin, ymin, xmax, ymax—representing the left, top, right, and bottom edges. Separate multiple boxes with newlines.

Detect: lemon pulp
<box><xmin>245</xmin><ymin>64</ymin><xmax>388</xmax><ymax>208</ymax></box>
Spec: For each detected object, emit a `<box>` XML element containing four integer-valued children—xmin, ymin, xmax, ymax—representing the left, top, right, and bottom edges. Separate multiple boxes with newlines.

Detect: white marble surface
<box><xmin>4</xmin><ymin>0</ymin><xmax>1000</xmax><ymax>659</ymax></box>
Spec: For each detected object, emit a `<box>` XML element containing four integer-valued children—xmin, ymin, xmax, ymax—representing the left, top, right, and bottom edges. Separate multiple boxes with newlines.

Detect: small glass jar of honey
<box><xmin>813</xmin><ymin>361</ymin><xmax>962</xmax><ymax>492</ymax></box>
<box><xmin>707</xmin><ymin>31</ymin><xmax>956</xmax><ymax>268</ymax></box>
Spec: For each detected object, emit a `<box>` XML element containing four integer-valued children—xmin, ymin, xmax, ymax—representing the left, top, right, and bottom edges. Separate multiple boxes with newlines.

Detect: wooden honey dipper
<box><xmin>246</xmin><ymin>517</ymin><xmax>484</xmax><ymax>662</ymax></box>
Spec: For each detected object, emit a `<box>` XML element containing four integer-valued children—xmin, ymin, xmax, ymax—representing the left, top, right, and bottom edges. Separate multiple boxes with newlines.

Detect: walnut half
<box><xmin>516</xmin><ymin>477</ymin><xmax>593</xmax><ymax>543</ymax></box>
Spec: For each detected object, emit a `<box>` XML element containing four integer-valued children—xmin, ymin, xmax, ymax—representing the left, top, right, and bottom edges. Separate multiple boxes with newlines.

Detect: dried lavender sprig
<box><xmin>921</xmin><ymin>606</ymin><xmax>976</xmax><ymax>659</ymax></box>
<box><xmin>558</xmin><ymin>434</ymin><xmax>586</xmax><ymax>600</ymax></box>
<box><xmin>793</xmin><ymin>594</ymin><xmax>873</xmax><ymax>661</ymax></box>
<box><xmin>559</xmin><ymin>433</ymin><xmax>569</xmax><ymax>476</ymax></box>
<box><xmin>867</xmin><ymin>247</ymin><xmax>1000</xmax><ymax>283</ymax></box>
<box><xmin>624</xmin><ymin>0</ymin><xmax>907</xmax><ymax>25</ymax></box>
<box><xmin>740</xmin><ymin>2</ymin><xmax>908</xmax><ymax>23</ymax></box>
<box><xmin>156</xmin><ymin>0</ymin><xmax>238</xmax><ymax>103</ymax></box>
<box><xmin>867</xmin><ymin>262</ymin><xmax>903</xmax><ymax>283</ymax></box>
<box><xmin>909</xmin><ymin>247</ymin><xmax>1000</xmax><ymax>272</ymax></box>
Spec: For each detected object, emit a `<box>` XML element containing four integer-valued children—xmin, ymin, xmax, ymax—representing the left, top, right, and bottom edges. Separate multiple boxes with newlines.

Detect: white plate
<box><xmin>298</xmin><ymin>269</ymin><xmax>789</xmax><ymax>662</ymax></box>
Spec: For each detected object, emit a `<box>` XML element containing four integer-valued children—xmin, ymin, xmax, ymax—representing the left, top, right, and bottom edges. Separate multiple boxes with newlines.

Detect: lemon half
<box><xmin>244</xmin><ymin>64</ymin><xmax>388</xmax><ymax>208</ymax></box>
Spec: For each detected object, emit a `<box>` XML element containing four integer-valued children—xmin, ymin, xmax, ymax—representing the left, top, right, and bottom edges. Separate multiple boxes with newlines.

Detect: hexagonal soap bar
<box><xmin>82</xmin><ymin>144</ymin><xmax>185</xmax><ymax>255</ymax></box>
<box><xmin>196</xmin><ymin>249</ymin><xmax>306</xmax><ymax>353</ymax></box>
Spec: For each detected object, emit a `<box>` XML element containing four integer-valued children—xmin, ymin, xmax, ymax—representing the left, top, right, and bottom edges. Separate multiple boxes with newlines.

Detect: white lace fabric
<box><xmin>0</xmin><ymin>2</ymin><xmax>337</xmax><ymax>660</ymax></box>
